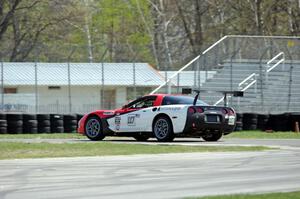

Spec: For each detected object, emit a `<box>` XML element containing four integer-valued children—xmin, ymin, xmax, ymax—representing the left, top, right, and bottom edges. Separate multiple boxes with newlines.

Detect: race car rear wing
<box><xmin>182</xmin><ymin>88</ymin><xmax>243</xmax><ymax>107</ymax></box>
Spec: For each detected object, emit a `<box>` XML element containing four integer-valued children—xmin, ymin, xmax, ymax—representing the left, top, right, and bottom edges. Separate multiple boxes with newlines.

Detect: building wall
<box><xmin>3</xmin><ymin>85</ymin><xmax>129</xmax><ymax>113</ymax></box>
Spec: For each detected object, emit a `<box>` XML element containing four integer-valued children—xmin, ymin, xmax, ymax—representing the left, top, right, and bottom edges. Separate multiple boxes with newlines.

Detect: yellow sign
<box><xmin>287</xmin><ymin>40</ymin><xmax>295</xmax><ymax>47</ymax></box>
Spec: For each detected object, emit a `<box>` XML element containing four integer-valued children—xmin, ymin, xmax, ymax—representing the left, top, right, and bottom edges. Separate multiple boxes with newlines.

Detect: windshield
<box><xmin>162</xmin><ymin>96</ymin><xmax>208</xmax><ymax>106</ymax></box>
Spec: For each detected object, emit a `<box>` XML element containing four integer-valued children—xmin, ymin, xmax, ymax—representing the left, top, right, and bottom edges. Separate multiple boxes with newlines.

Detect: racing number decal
<box><xmin>127</xmin><ymin>114</ymin><xmax>136</xmax><ymax>126</ymax></box>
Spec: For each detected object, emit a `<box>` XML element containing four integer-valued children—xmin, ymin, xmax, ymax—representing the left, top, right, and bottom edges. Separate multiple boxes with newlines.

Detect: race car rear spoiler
<box><xmin>182</xmin><ymin>88</ymin><xmax>243</xmax><ymax>106</ymax></box>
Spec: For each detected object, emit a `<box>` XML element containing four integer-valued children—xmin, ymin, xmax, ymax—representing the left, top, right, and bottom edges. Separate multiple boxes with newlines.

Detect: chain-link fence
<box><xmin>0</xmin><ymin>62</ymin><xmax>163</xmax><ymax>114</ymax></box>
<box><xmin>152</xmin><ymin>35</ymin><xmax>300</xmax><ymax>113</ymax></box>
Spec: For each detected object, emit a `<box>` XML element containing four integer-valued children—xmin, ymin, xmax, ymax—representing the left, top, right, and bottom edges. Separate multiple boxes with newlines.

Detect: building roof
<box><xmin>2</xmin><ymin>62</ymin><xmax>165</xmax><ymax>86</ymax></box>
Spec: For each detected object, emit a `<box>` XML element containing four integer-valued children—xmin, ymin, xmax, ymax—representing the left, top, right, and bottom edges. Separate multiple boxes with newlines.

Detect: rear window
<box><xmin>162</xmin><ymin>96</ymin><xmax>208</xmax><ymax>106</ymax></box>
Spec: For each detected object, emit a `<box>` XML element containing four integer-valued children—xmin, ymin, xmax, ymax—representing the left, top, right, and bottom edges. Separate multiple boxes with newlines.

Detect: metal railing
<box><xmin>265</xmin><ymin>52</ymin><xmax>285</xmax><ymax>84</ymax></box>
<box><xmin>238</xmin><ymin>73</ymin><xmax>257</xmax><ymax>92</ymax></box>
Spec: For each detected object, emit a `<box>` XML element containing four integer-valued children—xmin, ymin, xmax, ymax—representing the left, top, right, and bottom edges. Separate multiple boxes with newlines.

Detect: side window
<box><xmin>129</xmin><ymin>97</ymin><xmax>156</xmax><ymax>109</ymax></box>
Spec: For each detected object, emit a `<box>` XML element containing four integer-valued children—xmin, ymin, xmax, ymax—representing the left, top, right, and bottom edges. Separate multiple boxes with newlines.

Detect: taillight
<box><xmin>188</xmin><ymin>107</ymin><xmax>196</xmax><ymax>114</ymax></box>
<box><xmin>196</xmin><ymin>107</ymin><xmax>204</xmax><ymax>113</ymax></box>
<box><xmin>222</xmin><ymin>108</ymin><xmax>228</xmax><ymax>114</ymax></box>
<box><xmin>228</xmin><ymin>109</ymin><xmax>235</xmax><ymax>115</ymax></box>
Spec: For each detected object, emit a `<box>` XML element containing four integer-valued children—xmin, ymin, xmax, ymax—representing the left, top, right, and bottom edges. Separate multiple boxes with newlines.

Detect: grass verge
<box><xmin>0</xmin><ymin>131</ymin><xmax>300</xmax><ymax>140</ymax></box>
<box><xmin>227</xmin><ymin>131</ymin><xmax>300</xmax><ymax>139</ymax></box>
<box><xmin>188</xmin><ymin>190</ymin><xmax>300</xmax><ymax>199</ymax></box>
<box><xmin>0</xmin><ymin>142</ymin><xmax>270</xmax><ymax>160</ymax></box>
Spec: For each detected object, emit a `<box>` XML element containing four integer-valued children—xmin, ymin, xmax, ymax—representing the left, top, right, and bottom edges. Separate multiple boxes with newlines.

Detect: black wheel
<box><xmin>153</xmin><ymin>116</ymin><xmax>174</xmax><ymax>142</ymax></box>
<box><xmin>202</xmin><ymin>132</ymin><xmax>223</xmax><ymax>142</ymax></box>
<box><xmin>133</xmin><ymin>134</ymin><xmax>150</xmax><ymax>141</ymax></box>
<box><xmin>85</xmin><ymin>116</ymin><xmax>105</xmax><ymax>141</ymax></box>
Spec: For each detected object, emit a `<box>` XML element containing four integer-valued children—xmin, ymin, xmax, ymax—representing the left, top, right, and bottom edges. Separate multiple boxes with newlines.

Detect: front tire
<box><xmin>85</xmin><ymin>116</ymin><xmax>105</xmax><ymax>141</ymax></box>
<box><xmin>202</xmin><ymin>132</ymin><xmax>222</xmax><ymax>142</ymax></box>
<box><xmin>153</xmin><ymin>116</ymin><xmax>174</xmax><ymax>142</ymax></box>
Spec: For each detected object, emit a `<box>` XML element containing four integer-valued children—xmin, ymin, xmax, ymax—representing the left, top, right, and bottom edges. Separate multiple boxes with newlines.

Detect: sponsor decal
<box><xmin>160</xmin><ymin>107</ymin><xmax>182</xmax><ymax>111</ymax></box>
<box><xmin>127</xmin><ymin>114</ymin><xmax>136</xmax><ymax>126</ymax></box>
<box><xmin>115</xmin><ymin>116</ymin><xmax>121</xmax><ymax>130</ymax></box>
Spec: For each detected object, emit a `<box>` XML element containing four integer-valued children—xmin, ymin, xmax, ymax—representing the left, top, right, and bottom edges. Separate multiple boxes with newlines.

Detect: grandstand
<box><xmin>151</xmin><ymin>35</ymin><xmax>300</xmax><ymax>113</ymax></box>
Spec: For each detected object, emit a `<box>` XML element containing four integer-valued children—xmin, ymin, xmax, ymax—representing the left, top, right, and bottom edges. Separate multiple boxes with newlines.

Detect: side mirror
<box><xmin>122</xmin><ymin>104</ymin><xmax>128</xmax><ymax>109</ymax></box>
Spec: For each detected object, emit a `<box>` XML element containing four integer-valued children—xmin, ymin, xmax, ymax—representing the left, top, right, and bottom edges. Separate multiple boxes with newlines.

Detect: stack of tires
<box><xmin>64</xmin><ymin>114</ymin><xmax>77</xmax><ymax>133</ymax></box>
<box><xmin>234</xmin><ymin>113</ymin><xmax>243</xmax><ymax>131</ymax></box>
<box><xmin>242</xmin><ymin>113</ymin><xmax>258</xmax><ymax>130</ymax></box>
<box><xmin>37</xmin><ymin>114</ymin><xmax>51</xmax><ymax>133</ymax></box>
<box><xmin>257</xmin><ymin>114</ymin><xmax>269</xmax><ymax>131</ymax></box>
<box><xmin>7</xmin><ymin>114</ymin><xmax>23</xmax><ymax>134</ymax></box>
<box><xmin>267</xmin><ymin>113</ymin><xmax>289</xmax><ymax>131</ymax></box>
<box><xmin>23</xmin><ymin>114</ymin><xmax>38</xmax><ymax>133</ymax></box>
<box><xmin>0</xmin><ymin>113</ymin><xmax>7</xmax><ymax>134</ymax></box>
<box><xmin>50</xmin><ymin>114</ymin><xmax>64</xmax><ymax>133</ymax></box>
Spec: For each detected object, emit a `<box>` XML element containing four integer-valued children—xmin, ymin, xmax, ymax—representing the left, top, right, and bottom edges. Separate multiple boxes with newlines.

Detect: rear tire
<box><xmin>202</xmin><ymin>132</ymin><xmax>222</xmax><ymax>142</ymax></box>
<box><xmin>153</xmin><ymin>116</ymin><xmax>174</xmax><ymax>142</ymax></box>
<box><xmin>85</xmin><ymin>116</ymin><xmax>105</xmax><ymax>141</ymax></box>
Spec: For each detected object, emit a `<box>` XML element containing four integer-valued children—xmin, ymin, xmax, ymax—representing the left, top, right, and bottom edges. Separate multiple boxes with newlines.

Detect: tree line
<box><xmin>0</xmin><ymin>0</ymin><xmax>299</xmax><ymax>69</ymax></box>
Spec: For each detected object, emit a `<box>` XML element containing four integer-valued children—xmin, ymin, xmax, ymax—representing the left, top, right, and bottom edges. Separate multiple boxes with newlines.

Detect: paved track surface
<box><xmin>0</xmin><ymin>138</ymin><xmax>300</xmax><ymax>199</ymax></box>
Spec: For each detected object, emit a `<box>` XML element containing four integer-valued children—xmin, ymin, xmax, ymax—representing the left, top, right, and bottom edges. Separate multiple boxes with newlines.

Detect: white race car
<box><xmin>77</xmin><ymin>91</ymin><xmax>237</xmax><ymax>142</ymax></box>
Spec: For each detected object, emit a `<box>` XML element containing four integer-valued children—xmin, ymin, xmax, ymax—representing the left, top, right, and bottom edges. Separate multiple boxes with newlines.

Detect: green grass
<box><xmin>227</xmin><ymin>131</ymin><xmax>300</xmax><ymax>139</ymax></box>
<box><xmin>0</xmin><ymin>142</ymin><xmax>270</xmax><ymax>160</ymax></box>
<box><xmin>188</xmin><ymin>190</ymin><xmax>300</xmax><ymax>199</ymax></box>
<box><xmin>1</xmin><ymin>131</ymin><xmax>300</xmax><ymax>140</ymax></box>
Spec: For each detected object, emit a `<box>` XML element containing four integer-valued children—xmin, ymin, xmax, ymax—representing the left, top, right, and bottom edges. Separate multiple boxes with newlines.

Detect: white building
<box><xmin>1</xmin><ymin>62</ymin><xmax>165</xmax><ymax>113</ymax></box>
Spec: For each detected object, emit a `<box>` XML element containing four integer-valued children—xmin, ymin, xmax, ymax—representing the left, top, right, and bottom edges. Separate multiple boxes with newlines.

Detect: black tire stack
<box><xmin>234</xmin><ymin>113</ymin><xmax>243</xmax><ymax>131</ymax></box>
<box><xmin>267</xmin><ymin>113</ymin><xmax>290</xmax><ymax>131</ymax></box>
<box><xmin>37</xmin><ymin>114</ymin><xmax>51</xmax><ymax>133</ymax></box>
<box><xmin>7</xmin><ymin>113</ymin><xmax>23</xmax><ymax>134</ymax></box>
<box><xmin>0</xmin><ymin>113</ymin><xmax>7</xmax><ymax>134</ymax></box>
<box><xmin>242</xmin><ymin>113</ymin><xmax>258</xmax><ymax>130</ymax></box>
<box><xmin>76</xmin><ymin>114</ymin><xmax>84</xmax><ymax>130</ymax></box>
<box><xmin>50</xmin><ymin>114</ymin><xmax>64</xmax><ymax>133</ymax></box>
<box><xmin>257</xmin><ymin>114</ymin><xmax>269</xmax><ymax>131</ymax></box>
<box><xmin>23</xmin><ymin>114</ymin><xmax>38</xmax><ymax>133</ymax></box>
<box><xmin>64</xmin><ymin>114</ymin><xmax>77</xmax><ymax>133</ymax></box>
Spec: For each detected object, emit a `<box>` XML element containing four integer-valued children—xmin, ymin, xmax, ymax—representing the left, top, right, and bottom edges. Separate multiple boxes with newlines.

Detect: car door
<box><xmin>114</xmin><ymin>96</ymin><xmax>156</xmax><ymax>132</ymax></box>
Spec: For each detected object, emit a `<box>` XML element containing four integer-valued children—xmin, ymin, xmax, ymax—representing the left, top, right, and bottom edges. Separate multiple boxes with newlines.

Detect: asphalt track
<box><xmin>0</xmin><ymin>138</ymin><xmax>300</xmax><ymax>199</ymax></box>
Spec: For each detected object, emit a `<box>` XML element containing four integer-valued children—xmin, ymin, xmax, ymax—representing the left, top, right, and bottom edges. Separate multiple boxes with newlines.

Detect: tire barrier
<box><xmin>0</xmin><ymin>113</ymin><xmax>7</xmax><ymax>134</ymax></box>
<box><xmin>257</xmin><ymin>114</ymin><xmax>269</xmax><ymax>131</ymax></box>
<box><xmin>37</xmin><ymin>114</ymin><xmax>51</xmax><ymax>133</ymax></box>
<box><xmin>234</xmin><ymin>113</ymin><xmax>243</xmax><ymax>131</ymax></box>
<box><xmin>64</xmin><ymin>114</ymin><xmax>77</xmax><ymax>133</ymax></box>
<box><xmin>1</xmin><ymin>112</ymin><xmax>299</xmax><ymax>134</ymax></box>
<box><xmin>7</xmin><ymin>113</ymin><xmax>23</xmax><ymax>134</ymax></box>
<box><xmin>242</xmin><ymin>113</ymin><xmax>258</xmax><ymax>130</ymax></box>
<box><xmin>267</xmin><ymin>113</ymin><xmax>290</xmax><ymax>131</ymax></box>
<box><xmin>289</xmin><ymin>113</ymin><xmax>300</xmax><ymax>132</ymax></box>
<box><xmin>23</xmin><ymin>114</ymin><xmax>38</xmax><ymax>133</ymax></box>
<box><xmin>50</xmin><ymin>114</ymin><xmax>64</xmax><ymax>133</ymax></box>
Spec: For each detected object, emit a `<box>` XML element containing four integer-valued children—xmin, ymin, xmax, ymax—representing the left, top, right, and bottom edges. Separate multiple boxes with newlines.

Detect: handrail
<box><xmin>214</xmin><ymin>72</ymin><xmax>257</xmax><ymax>106</ymax></box>
<box><xmin>265</xmin><ymin>52</ymin><xmax>285</xmax><ymax>84</ymax></box>
<box><xmin>267</xmin><ymin>52</ymin><xmax>284</xmax><ymax>65</ymax></box>
<box><xmin>150</xmin><ymin>35</ymin><xmax>228</xmax><ymax>94</ymax></box>
<box><xmin>238</xmin><ymin>73</ymin><xmax>256</xmax><ymax>88</ymax></box>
